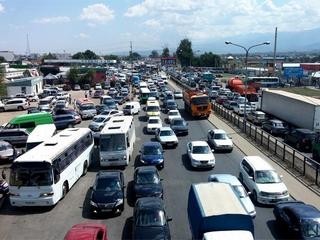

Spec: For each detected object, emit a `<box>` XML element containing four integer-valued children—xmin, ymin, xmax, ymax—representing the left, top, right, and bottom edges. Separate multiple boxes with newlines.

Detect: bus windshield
<box><xmin>10</xmin><ymin>162</ymin><xmax>53</xmax><ymax>187</ymax></box>
<box><xmin>191</xmin><ymin>96</ymin><xmax>209</xmax><ymax>105</ymax></box>
<box><xmin>100</xmin><ymin>133</ymin><xmax>126</xmax><ymax>151</ymax></box>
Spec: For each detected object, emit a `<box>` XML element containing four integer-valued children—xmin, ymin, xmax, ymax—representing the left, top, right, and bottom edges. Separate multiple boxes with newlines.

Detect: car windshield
<box><xmin>168</xmin><ymin>111</ymin><xmax>179</xmax><ymax>116</ymax></box>
<box><xmin>93</xmin><ymin>117</ymin><xmax>106</xmax><ymax>123</ymax></box>
<box><xmin>172</xmin><ymin>119</ymin><xmax>186</xmax><ymax>126</ymax></box>
<box><xmin>0</xmin><ymin>142</ymin><xmax>11</xmax><ymax>151</ymax></box>
<box><xmin>191</xmin><ymin>96</ymin><xmax>209</xmax><ymax>105</ymax></box>
<box><xmin>136</xmin><ymin>210</ymin><xmax>166</xmax><ymax>227</ymax></box>
<box><xmin>80</xmin><ymin>104</ymin><xmax>95</xmax><ymax>110</ymax></box>
<box><xmin>96</xmin><ymin>177</ymin><xmax>121</xmax><ymax>191</ymax></box>
<box><xmin>100</xmin><ymin>134</ymin><xmax>126</xmax><ymax>151</ymax></box>
<box><xmin>255</xmin><ymin>170</ymin><xmax>282</xmax><ymax>184</ymax></box>
<box><xmin>214</xmin><ymin>133</ymin><xmax>227</xmax><ymax>140</ymax></box>
<box><xmin>148</xmin><ymin>119</ymin><xmax>160</xmax><ymax>124</ymax></box>
<box><xmin>274</xmin><ymin>122</ymin><xmax>284</xmax><ymax>127</ymax></box>
<box><xmin>136</xmin><ymin>171</ymin><xmax>160</xmax><ymax>184</ymax></box>
<box><xmin>147</xmin><ymin>106</ymin><xmax>160</xmax><ymax>112</ymax></box>
<box><xmin>232</xmin><ymin>185</ymin><xmax>248</xmax><ymax>198</ymax></box>
<box><xmin>160</xmin><ymin>130</ymin><xmax>173</xmax><ymax>137</ymax></box>
<box><xmin>143</xmin><ymin>146</ymin><xmax>162</xmax><ymax>155</ymax></box>
<box><xmin>192</xmin><ymin>146</ymin><xmax>210</xmax><ymax>154</ymax></box>
<box><xmin>301</xmin><ymin>218</ymin><xmax>320</xmax><ymax>238</ymax></box>
<box><xmin>10</xmin><ymin>163</ymin><xmax>53</xmax><ymax>186</ymax></box>
<box><xmin>167</xmin><ymin>101</ymin><xmax>176</xmax><ymax>106</ymax></box>
<box><xmin>124</xmin><ymin>105</ymin><xmax>131</xmax><ymax>109</ymax></box>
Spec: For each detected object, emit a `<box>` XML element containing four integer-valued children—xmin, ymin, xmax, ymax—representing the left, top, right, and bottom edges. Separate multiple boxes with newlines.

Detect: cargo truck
<box><xmin>183</xmin><ymin>89</ymin><xmax>211</xmax><ymax>118</ymax></box>
<box><xmin>187</xmin><ymin>182</ymin><xmax>254</xmax><ymax>239</ymax></box>
<box><xmin>261</xmin><ymin>89</ymin><xmax>320</xmax><ymax>132</ymax></box>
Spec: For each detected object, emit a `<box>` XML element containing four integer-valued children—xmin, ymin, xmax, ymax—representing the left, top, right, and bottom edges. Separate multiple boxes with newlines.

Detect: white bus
<box><xmin>247</xmin><ymin>76</ymin><xmax>280</xmax><ymax>88</ymax></box>
<box><xmin>26</xmin><ymin>124</ymin><xmax>57</xmax><ymax>151</ymax></box>
<box><xmin>9</xmin><ymin>128</ymin><xmax>94</xmax><ymax>207</ymax></box>
<box><xmin>99</xmin><ymin>116</ymin><xmax>135</xmax><ymax>167</ymax></box>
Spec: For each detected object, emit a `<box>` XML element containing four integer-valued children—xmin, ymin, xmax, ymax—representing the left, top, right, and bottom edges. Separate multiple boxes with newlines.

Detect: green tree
<box><xmin>42</xmin><ymin>52</ymin><xmax>57</xmax><ymax>60</ymax></box>
<box><xmin>161</xmin><ymin>47</ymin><xmax>170</xmax><ymax>57</ymax></box>
<box><xmin>149</xmin><ymin>50</ymin><xmax>159</xmax><ymax>58</ymax></box>
<box><xmin>104</xmin><ymin>54</ymin><xmax>119</xmax><ymax>61</ymax></box>
<box><xmin>72</xmin><ymin>50</ymin><xmax>98</xmax><ymax>59</ymax></box>
<box><xmin>130</xmin><ymin>52</ymin><xmax>141</xmax><ymax>60</ymax></box>
<box><xmin>176</xmin><ymin>39</ymin><xmax>193</xmax><ymax>67</ymax></box>
<box><xmin>79</xmin><ymin>69</ymin><xmax>96</xmax><ymax>86</ymax></box>
<box><xmin>193</xmin><ymin>52</ymin><xmax>222</xmax><ymax>67</ymax></box>
<box><xmin>67</xmin><ymin>68</ymin><xmax>80</xmax><ymax>86</ymax></box>
<box><xmin>0</xmin><ymin>56</ymin><xmax>6</xmax><ymax>63</ymax></box>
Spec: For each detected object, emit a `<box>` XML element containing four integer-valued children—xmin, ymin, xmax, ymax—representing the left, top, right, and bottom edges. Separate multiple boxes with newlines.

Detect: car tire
<box><xmin>67</xmin><ymin>124</ymin><xmax>73</xmax><ymax>128</ymax></box>
<box><xmin>82</xmin><ymin>161</ymin><xmax>88</xmax><ymax>176</ymax></box>
<box><xmin>0</xmin><ymin>107</ymin><xmax>4</xmax><ymax>112</ymax></box>
<box><xmin>62</xmin><ymin>182</ymin><xmax>69</xmax><ymax>199</ymax></box>
<box><xmin>17</xmin><ymin>106</ymin><xmax>23</xmax><ymax>111</ymax></box>
<box><xmin>252</xmin><ymin>190</ymin><xmax>258</xmax><ymax>204</ymax></box>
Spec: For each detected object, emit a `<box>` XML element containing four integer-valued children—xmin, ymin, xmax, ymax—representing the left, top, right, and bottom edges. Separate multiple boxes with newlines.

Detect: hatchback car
<box><xmin>173</xmin><ymin>90</ymin><xmax>183</xmax><ymax>99</ymax></box>
<box><xmin>140</xmin><ymin>142</ymin><xmax>164</xmax><ymax>169</ymax></box>
<box><xmin>134</xmin><ymin>166</ymin><xmax>163</xmax><ymax>199</ymax></box>
<box><xmin>88</xmin><ymin>115</ymin><xmax>111</xmax><ymax>132</ymax></box>
<box><xmin>147</xmin><ymin>117</ymin><xmax>162</xmax><ymax>134</ymax></box>
<box><xmin>133</xmin><ymin>197</ymin><xmax>172</xmax><ymax>240</ymax></box>
<box><xmin>284</xmin><ymin>128</ymin><xmax>316</xmax><ymax>152</ymax></box>
<box><xmin>155</xmin><ymin>127</ymin><xmax>178</xmax><ymax>148</ymax></box>
<box><xmin>187</xmin><ymin>141</ymin><xmax>215</xmax><ymax>169</ymax></box>
<box><xmin>207</xmin><ymin>129</ymin><xmax>233</xmax><ymax>152</ymax></box>
<box><xmin>273</xmin><ymin>201</ymin><xmax>320</xmax><ymax>240</ymax></box>
<box><xmin>262</xmin><ymin>119</ymin><xmax>287</xmax><ymax>136</ymax></box>
<box><xmin>208</xmin><ymin>174</ymin><xmax>256</xmax><ymax>217</ymax></box>
<box><xmin>239</xmin><ymin>156</ymin><xmax>290</xmax><ymax>205</ymax></box>
<box><xmin>170</xmin><ymin>118</ymin><xmax>188</xmax><ymax>136</ymax></box>
<box><xmin>90</xmin><ymin>171</ymin><xmax>125</xmax><ymax>215</ymax></box>
<box><xmin>64</xmin><ymin>223</ymin><xmax>108</xmax><ymax>240</ymax></box>
<box><xmin>53</xmin><ymin>114</ymin><xmax>77</xmax><ymax>130</ymax></box>
<box><xmin>164</xmin><ymin>100</ymin><xmax>177</xmax><ymax>113</ymax></box>
<box><xmin>166</xmin><ymin>110</ymin><xmax>181</xmax><ymax>124</ymax></box>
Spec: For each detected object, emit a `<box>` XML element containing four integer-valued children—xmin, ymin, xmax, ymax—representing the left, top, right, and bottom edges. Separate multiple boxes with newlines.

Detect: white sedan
<box><xmin>166</xmin><ymin>110</ymin><xmax>181</xmax><ymax>124</ymax></box>
<box><xmin>155</xmin><ymin>127</ymin><xmax>178</xmax><ymax>148</ymax></box>
<box><xmin>207</xmin><ymin>129</ymin><xmax>233</xmax><ymax>152</ymax></box>
<box><xmin>187</xmin><ymin>141</ymin><xmax>215</xmax><ymax>168</ymax></box>
<box><xmin>147</xmin><ymin>116</ymin><xmax>162</xmax><ymax>133</ymax></box>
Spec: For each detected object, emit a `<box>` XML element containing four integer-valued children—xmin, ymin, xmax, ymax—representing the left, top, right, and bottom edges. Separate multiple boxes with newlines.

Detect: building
<box><xmin>0</xmin><ymin>51</ymin><xmax>16</xmax><ymax>62</ymax></box>
<box><xmin>6</xmin><ymin>76</ymin><xmax>43</xmax><ymax>96</ymax></box>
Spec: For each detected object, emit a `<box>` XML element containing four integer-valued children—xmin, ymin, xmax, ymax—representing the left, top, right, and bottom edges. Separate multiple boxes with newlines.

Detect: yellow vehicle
<box><xmin>146</xmin><ymin>101</ymin><xmax>160</xmax><ymax>118</ymax></box>
<box><xmin>183</xmin><ymin>89</ymin><xmax>211</xmax><ymax>118</ymax></box>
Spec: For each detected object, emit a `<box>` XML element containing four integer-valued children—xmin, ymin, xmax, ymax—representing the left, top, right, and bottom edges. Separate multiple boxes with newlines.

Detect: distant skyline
<box><xmin>1</xmin><ymin>0</ymin><xmax>320</xmax><ymax>54</ymax></box>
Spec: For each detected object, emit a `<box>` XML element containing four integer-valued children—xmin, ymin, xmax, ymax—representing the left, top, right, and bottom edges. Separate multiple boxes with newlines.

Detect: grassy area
<box><xmin>276</xmin><ymin>87</ymin><xmax>320</xmax><ymax>97</ymax></box>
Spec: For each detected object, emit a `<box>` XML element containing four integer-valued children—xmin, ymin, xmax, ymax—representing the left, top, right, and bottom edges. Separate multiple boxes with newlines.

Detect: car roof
<box><xmin>212</xmin><ymin>129</ymin><xmax>226</xmax><ymax>134</ymax></box>
<box><xmin>243</xmin><ymin>156</ymin><xmax>274</xmax><ymax>171</ymax></box>
<box><xmin>142</xmin><ymin>142</ymin><xmax>162</xmax><ymax>148</ymax></box>
<box><xmin>277</xmin><ymin>201</ymin><xmax>320</xmax><ymax>219</ymax></box>
<box><xmin>209</xmin><ymin>174</ymin><xmax>241</xmax><ymax>186</ymax></box>
<box><xmin>159</xmin><ymin>127</ymin><xmax>173</xmax><ymax>131</ymax></box>
<box><xmin>136</xmin><ymin>197</ymin><xmax>164</xmax><ymax>210</ymax></box>
<box><xmin>190</xmin><ymin>141</ymin><xmax>209</xmax><ymax>146</ymax></box>
<box><xmin>148</xmin><ymin>116</ymin><xmax>160</xmax><ymax>120</ymax></box>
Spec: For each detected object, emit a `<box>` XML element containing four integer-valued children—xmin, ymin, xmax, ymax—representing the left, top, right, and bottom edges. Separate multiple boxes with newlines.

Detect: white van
<box><xmin>26</xmin><ymin>124</ymin><xmax>57</xmax><ymax>151</ymax></box>
<box><xmin>123</xmin><ymin>101</ymin><xmax>140</xmax><ymax>115</ymax></box>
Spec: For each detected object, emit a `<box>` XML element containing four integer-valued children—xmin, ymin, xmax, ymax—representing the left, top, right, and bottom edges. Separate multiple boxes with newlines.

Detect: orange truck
<box><xmin>183</xmin><ymin>89</ymin><xmax>211</xmax><ymax>118</ymax></box>
<box><xmin>227</xmin><ymin>76</ymin><xmax>257</xmax><ymax>95</ymax></box>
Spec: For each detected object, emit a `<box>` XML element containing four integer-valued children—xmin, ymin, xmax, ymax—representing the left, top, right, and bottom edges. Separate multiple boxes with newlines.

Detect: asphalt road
<box><xmin>0</xmin><ymin>92</ymin><xmax>283</xmax><ymax>240</ymax></box>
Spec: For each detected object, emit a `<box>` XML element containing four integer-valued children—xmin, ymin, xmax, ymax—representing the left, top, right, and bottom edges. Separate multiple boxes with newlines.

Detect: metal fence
<box><xmin>168</xmin><ymin>73</ymin><xmax>320</xmax><ymax>186</ymax></box>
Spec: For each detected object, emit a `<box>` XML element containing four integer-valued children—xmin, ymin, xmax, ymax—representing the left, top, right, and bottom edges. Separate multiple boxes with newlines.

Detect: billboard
<box><xmin>283</xmin><ymin>67</ymin><xmax>303</xmax><ymax>78</ymax></box>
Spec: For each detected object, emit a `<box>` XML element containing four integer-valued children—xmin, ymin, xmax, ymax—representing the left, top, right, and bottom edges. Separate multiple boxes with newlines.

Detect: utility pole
<box><xmin>26</xmin><ymin>33</ymin><xmax>31</xmax><ymax>58</ymax></box>
<box><xmin>130</xmin><ymin>41</ymin><xmax>133</xmax><ymax>70</ymax></box>
<box><xmin>273</xmin><ymin>27</ymin><xmax>278</xmax><ymax>76</ymax></box>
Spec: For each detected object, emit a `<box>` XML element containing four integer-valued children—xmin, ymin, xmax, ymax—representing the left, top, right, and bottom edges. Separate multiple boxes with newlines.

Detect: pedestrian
<box><xmin>85</xmin><ymin>91</ymin><xmax>88</xmax><ymax>98</ymax></box>
<box><xmin>89</xmin><ymin>89</ymin><xmax>92</xmax><ymax>97</ymax></box>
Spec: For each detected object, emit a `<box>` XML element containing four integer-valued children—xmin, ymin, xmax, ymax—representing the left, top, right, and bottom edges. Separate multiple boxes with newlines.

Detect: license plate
<box><xmin>101</xmin><ymin>209</ymin><xmax>112</xmax><ymax>212</ymax></box>
<box><xmin>25</xmin><ymin>201</ymin><xmax>35</xmax><ymax>204</ymax></box>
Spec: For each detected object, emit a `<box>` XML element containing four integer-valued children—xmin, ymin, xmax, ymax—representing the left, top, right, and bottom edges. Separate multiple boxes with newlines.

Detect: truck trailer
<box><xmin>261</xmin><ymin>89</ymin><xmax>320</xmax><ymax>132</ymax></box>
<box><xmin>187</xmin><ymin>182</ymin><xmax>254</xmax><ymax>239</ymax></box>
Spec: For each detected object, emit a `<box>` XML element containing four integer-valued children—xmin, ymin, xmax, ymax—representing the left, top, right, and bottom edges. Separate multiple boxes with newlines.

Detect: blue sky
<box><xmin>0</xmin><ymin>0</ymin><xmax>320</xmax><ymax>54</ymax></box>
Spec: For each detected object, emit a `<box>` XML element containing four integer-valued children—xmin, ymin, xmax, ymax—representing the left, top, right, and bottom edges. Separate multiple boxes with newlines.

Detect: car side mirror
<box><xmin>247</xmin><ymin>191</ymin><xmax>252</xmax><ymax>195</ymax></box>
<box><xmin>167</xmin><ymin>217</ymin><xmax>173</xmax><ymax>222</ymax></box>
<box><xmin>160</xmin><ymin>178</ymin><xmax>164</xmax><ymax>181</ymax></box>
<box><xmin>211</xmin><ymin>149</ymin><xmax>214</xmax><ymax>153</ymax></box>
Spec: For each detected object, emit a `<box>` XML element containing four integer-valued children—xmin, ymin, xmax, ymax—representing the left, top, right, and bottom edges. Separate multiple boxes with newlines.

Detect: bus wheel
<box><xmin>82</xmin><ymin>161</ymin><xmax>88</xmax><ymax>176</ymax></box>
<box><xmin>62</xmin><ymin>182</ymin><xmax>69</xmax><ymax>199</ymax></box>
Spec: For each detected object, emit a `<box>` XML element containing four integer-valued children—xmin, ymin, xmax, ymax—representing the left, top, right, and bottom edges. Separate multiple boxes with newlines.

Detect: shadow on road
<box><xmin>126</xmin><ymin>180</ymin><xmax>135</xmax><ymax>208</ymax></box>
<box><xmin>266</xmin><ymin>219</ymin><xmax>291</xmax><ymax>240</ymax></box>
<box><xmin>121</xmin><ymin>217</ymin><xmax>133</xmax><ymax>240</ymax></box>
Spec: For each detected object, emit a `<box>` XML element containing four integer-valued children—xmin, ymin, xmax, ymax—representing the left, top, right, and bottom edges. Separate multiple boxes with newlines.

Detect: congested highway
<box><xmin>0</xmin><ymin>84</ymin><xmax>283</xmax><ymax>240</ymax></box>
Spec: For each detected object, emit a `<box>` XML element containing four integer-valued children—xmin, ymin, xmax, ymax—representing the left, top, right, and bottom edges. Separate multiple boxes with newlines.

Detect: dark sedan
<box><xmin>164</xmin><ymin>100</ymin><xmax>177</xmax><ymax>113</ymax></box>
<box><xmin>133</xmin><ymin>197</ymin><xmax>172</xmax><ymax>240</ymax></box>
<box><xmin>90</xmin><ymin>171</ymin><xmax>125</xmax><ymax>215</ymax></box>
<box><xmin>134</xmin><ymin>166</ymin><xmax>163</xmax><ymax>199</ymax></box>
<box><xmin>170</xmin><ymin>118</ymin><xmax>188</xmax><ymax>136</ymax></box>
<box><xmin>273</xmin><ymin>201</ymin><xmax>320</xmax><ymax>239</ymax></box>
<box><xmin>140</xmin><ymin>142</ymin><xmax>164</xmax><ymax>169</ymax></box>
<box><xmin>53</xmin><ymin>114</ymin><xmax>78</xmax><ymax>130</ymax></box>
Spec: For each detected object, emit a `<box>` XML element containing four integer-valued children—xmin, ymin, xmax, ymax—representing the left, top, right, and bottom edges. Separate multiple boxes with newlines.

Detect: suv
<box><xmin>0</xmin><ymin>128</ymin><xmax>29</xmax><ymax>147</ymax></box>
<box><xmin>239</xmin><ymin>156</ymin><xmax>289</xmax><ymax>205</ymax></box>
<box><xmin>0</xmin><ymin>98</ymin><xmax>29</xmax><ymax>112</ymax></box>
<box><xmin>53</xmin><ymin>114</ymin><xmax>77</xmax><ymax>130</ymax></box>
<box><xmin>247</xmin><ymin>111</ymin><xmax>266</xmax><ymax>125</ymax></box>
<box><xmin>261</xmin><ymin>119</ymin><xmax>287</xmax><ymax>136</ymax></box>
<box><xmin>284</xmin><ymin>128</ymin><xmax>316</xmax><ymax>152</ymax></box>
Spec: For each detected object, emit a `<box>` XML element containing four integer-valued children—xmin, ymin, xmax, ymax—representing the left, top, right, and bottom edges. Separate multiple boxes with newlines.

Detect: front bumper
<box><xmin>191</xmin><ymin>159</ymin><xmax>215</xmax><ymax>168</ymax></box>
<box><xmin>257</xmin><ymin>194</ymin><xmax>290</xmax><ymax>205</ymax></box>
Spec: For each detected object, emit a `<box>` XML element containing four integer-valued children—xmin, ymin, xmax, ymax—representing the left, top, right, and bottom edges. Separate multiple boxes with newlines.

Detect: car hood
<box><xmin>89</xmin><ymin>122</ymin><xmax>104</xmax><ymax>128</ymax></box>
<box><xmin>159</xmin><ymin>136</ymin><xmax>177</xmax><ymax>142</ymax></box>
<box><xmin>148</xmin><ymin>123</ymin><xmax>161</xmax><ymax>129</ymax></box>
<box><xmin>134</xmin><ymin>226</ymin><xmax>169</xmax><ymax>240</ymax></box>
<box><xmin>141</xmin><ymin>154</ymin><xmax>163</xmax><ymax>163</ymax></box>
<box><xmin>91</xmin><ymin>190</ymin><xmax>123</xmax><ymax>204</ymax></box>
<box><xmin>256</xmin><ymin>182</ymin><xmax>288</xmax><ymax>193</ymax></box>
<box><xmin>190</xmin><ymin>153</ymin><xmax>215</xmax><ymax>161</ymax></box>
<box><xmin>171</xmin><ymin>125</ymin><xmax>188</xmax><ymax>130</ymax></box>
<box><xmin>214</xmin><ymin>139</ymin><xmax>233</xmax><ymax>146</ymax></box>
<box><xmin>135</xmin><ymin>183</ymin><xmax>162</xmax><ymax>196</ymax></box>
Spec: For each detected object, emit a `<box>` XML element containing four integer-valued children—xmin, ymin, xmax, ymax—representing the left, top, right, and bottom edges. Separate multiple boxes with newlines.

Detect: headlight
<box><xmin>115</xmin><ymin>199</ymin><xmax>123</xmax><ymax>206</ymax></box>
<box><xmin>90</xmin><ymin>200</ymin><xmax>97</xmax><ymax>207</ymax></box>
<box><xmin>123</xmin><ymin>155</ymin><xmax>127</xmax><ymax>160</ymax></box>
<box><xmin>39</xmin><ymin>192</ymin><xmax>54</xmax><ymax>197</ymax></box>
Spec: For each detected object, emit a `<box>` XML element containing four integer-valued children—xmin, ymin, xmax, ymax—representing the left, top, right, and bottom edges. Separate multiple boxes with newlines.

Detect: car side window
<box><xmin>242</xmin><ymin>160</ymin><xmax>253</xmax><ymax>177</ymax></box>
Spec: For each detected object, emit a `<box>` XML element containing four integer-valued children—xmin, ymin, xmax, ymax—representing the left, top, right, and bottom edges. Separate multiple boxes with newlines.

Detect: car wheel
<box><xmin>270</xmin><ymin>130</ymin><xmax>273</xmax><ymax>135</ymax></box>
<box><xmin>252</xmin><ymin>190</ymin><xmax>258</xmax><ymax>204</ymax></box>
<box><xmin>17</xmin><ymin>106</ymin><xmax>23</xmax><ymax>111</ymax></box>
<box><xmin>82</xmin><ymin>161</ymin><xmax>88</xmax><ymax>176</ymax></box>
<box><xmin>296</xmin><ymin>143</ymin><xmax>301</xmax><ymax>151</ymax></box>
<box><xmin>67</xmin><ymin>124</ymin><xmax>73</xmax><ymax>128</ymax></box>
<box><xmin>0</xmin><ymin>107</ymin><xmax>4</xmax><ymax>112</ymax></box>
<box><xmin>62</xmin><ymin>182</ymin><xmax>69</xmax><ymax>199</ymax></box>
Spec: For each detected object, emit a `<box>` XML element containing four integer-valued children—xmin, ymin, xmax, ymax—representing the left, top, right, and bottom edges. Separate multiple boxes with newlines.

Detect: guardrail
<box><xmin>168</xmin><ymin>73</ymin><xmax>320</xmax><ymax>187</ymax></box>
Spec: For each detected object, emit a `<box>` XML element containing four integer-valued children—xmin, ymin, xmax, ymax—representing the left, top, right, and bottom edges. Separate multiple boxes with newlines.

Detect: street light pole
<box><xmin>225</xmin><ymin>41</ymin><xmax>270</xmax><ymax>132</ymax></box>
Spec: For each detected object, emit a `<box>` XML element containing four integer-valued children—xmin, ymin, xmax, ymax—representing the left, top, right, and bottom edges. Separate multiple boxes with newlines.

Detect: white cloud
<box><xmin>33</xmin><ymin>16</ymin><xmax>70</xmax><ymax>24</ymax></box>
<box><xmin>0</xmin><ymin>3</ymin><xmax>4</xmax><ymax>13</ymax></box>
<box><xmin>75</xmin><ymin>33</ymin><xmax>90</xmax><ymax>39</ymax></box>
<box><xmin>80</xmin><ymin>3</ymin><xmax>114</xmax><ymax>24</ymax></box>
<box><xmin>124</xmin><ymin>0</ymin><xmax>320</xmax><ymax>41</ymax></box>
